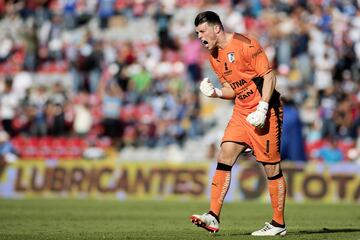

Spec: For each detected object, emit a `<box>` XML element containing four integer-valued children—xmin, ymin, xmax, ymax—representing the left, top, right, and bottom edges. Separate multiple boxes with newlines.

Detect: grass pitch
<box><xmin>0</xmin><ymin>199</ymin><xmax>359</xmax><ymax>240</ymax></box>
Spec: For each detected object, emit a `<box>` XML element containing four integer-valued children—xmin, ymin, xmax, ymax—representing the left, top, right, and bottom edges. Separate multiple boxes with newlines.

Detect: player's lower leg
<box><xmin>210</xmin><ymin>163</ymin><xmax>232</xmax><ymax>217</ymax></box>
<box><xmin>268</xmin><ymin>170</ymin><xmax>286</xmax><ymax>227</ymax></box>
<box><xmin>190</xmin><ymin>162</ymin><xmax>232</xmax><ymax>233</ymax></box>
<box><xmin>252</xmin><ymin>170</ymin><xmax>287</xmax><ymax>236</ymax></box>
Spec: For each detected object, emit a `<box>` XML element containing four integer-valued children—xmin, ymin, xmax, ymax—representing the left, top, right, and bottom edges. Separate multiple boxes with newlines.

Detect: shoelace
<box><xmin>261</xmin><ymin>223</ymin><xmax>273</xmax><ymax>232</ymax></box>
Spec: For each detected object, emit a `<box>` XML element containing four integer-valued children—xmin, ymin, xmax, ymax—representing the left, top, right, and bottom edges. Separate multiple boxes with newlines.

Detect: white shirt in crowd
<box><xmin>0</xmin><ymin>92</ymin><xmax>19</xmax><ymax>120</ymax></box>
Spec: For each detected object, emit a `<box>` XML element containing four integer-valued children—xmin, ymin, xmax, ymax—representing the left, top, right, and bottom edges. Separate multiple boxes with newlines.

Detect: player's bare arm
<box><xmin>219</xmin><ymin>82</ymin><xmax>236</xmax><ymax>99</ymax></box>
<box><xmin>260</xmin><ymin>70</ymin><xmax>277</xmax><ymax>103</ymax></box>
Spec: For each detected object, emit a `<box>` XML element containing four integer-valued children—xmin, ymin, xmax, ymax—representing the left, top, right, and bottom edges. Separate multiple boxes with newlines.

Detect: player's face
<box><xmin>195</xmin><ymin>22</ymin><xmax>218</xmax><ymax>51</ymax></box>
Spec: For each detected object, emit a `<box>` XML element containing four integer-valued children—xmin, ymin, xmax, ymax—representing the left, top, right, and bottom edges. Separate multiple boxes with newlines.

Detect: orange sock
<box><xmin>210</xmin><ymin>163</ymin><xmax>232</xmax><ymax>218</ymax></box>
<box><xmin>268</xmin><ymin>173</ymin><xmax>286</xmax><ymax>225</ymax></box>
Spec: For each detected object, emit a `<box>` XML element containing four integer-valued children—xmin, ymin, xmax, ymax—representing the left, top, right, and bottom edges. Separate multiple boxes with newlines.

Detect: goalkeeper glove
<box><xmin>246</xmin><ymin>101</ymin><xmax>269</xmax><ymax>128</ymax></box>
<box><xmin>199</xmin><ymin>78</ymin><xmax>222</xmax><ymax>97</ymax></box>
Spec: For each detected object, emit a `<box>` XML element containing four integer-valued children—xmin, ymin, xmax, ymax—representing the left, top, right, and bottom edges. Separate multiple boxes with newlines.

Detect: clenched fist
<box><xmin>199</xmin><ymin>78</ymin><xmax>222</xmax><ymax>97</ymax></box>
<box><xmin>246</xmin><ymin>101</ymin><xmax>269</xmax><ymax>128</ymax></box>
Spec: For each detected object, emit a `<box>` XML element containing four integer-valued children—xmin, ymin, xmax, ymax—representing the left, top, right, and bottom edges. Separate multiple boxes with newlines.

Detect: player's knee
<box><xmin>217</xmin><ymin>154</ymin><xmax>233</xmax><ymax>166</ymax></box>
<box><xmin>262</xmin><ymin>163</ymin><xmax>281</xmax><ymax>178</ymax></box>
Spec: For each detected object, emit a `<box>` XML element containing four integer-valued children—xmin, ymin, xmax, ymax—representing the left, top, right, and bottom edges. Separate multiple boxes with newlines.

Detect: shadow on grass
<box><xmin>220</xmin><ymin>232</ymin><xmax>252</xmax><ymax>237</ymax></box>
<box><xmin>297</xmin><ymin>228</ymin><xmax>360</xmax><ymax>234</ymax></box>
<box><xmin>223</xmin><ymin>228</ymin><xmax>360</xmax><ymax>237</ymax></box>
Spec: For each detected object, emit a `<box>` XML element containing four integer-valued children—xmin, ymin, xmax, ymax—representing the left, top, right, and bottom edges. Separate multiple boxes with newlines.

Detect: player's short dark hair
<box><xmin>194</xmin><ymin>11</ymin><xmax>223</xmax><ymax>30</ymax></box>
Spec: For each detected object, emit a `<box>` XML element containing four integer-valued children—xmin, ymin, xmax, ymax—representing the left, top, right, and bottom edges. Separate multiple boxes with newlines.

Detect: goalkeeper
<box><xmin>190</xmin><ymin>11</ymin><xmax>287</xmax><ymax>236</ymax></box>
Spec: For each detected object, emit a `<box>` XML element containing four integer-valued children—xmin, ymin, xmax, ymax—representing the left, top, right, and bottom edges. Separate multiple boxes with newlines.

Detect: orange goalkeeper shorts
<box><xmin>221</xmin><ymin>106</ymin><xmax>283</xmax><ymax>163</ymax></box>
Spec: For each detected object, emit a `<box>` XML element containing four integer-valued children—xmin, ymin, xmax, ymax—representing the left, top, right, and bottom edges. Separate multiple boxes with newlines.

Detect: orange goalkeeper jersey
<box><xmin>209</xmin><ymin>33</ymin><xmax>279</xmax><ymax>115</ymax></box>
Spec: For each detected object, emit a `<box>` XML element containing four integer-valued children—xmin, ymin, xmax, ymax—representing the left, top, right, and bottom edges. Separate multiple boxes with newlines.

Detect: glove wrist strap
<box><xmin>257</xmin><ymin>101</ymin><xmax>269</xmax><ymax>113</ymax></box>
<box><xmin>214</xmin><ymin>88</ymin><xmax>223</xmax><ymax>97</ymax></box>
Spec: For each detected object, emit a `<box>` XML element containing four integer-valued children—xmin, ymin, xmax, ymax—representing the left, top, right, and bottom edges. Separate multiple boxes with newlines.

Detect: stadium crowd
<box><xmin>0</xmin><ymin>0</ymin><xmax>359</xmax><ymax>163</ymax></box>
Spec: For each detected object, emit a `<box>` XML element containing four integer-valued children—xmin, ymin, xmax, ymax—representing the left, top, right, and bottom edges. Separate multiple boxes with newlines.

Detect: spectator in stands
<box><xmin>113</xmin><ymin>62</ymin><xmax>130</xmax><ymax>93</ymax></box>
<box><xmin>12</xmin><ymin>65</ymin><xmax>33</xmax><ymax>101</ymax></box>
<box><xmin>0</xmin><ymin>130</ymin><xmax>17</xmax><ymax>175</ymax></box>
<box><xmin>333</xmin><ymin>95</ymin><xmax>354</xmax><ymax>139</ymax></box>
<box><xmin>38</xmin><ymin>12</ymin><xmax>65</xmax><ymax>62</ymax></box>
<box><xmin>0</xmin><ymin>130</ymin><xmax>16</xmax><ymax>156</ymax></box>
<box><xmin>26</xmin><ymin>85</ymin><xmax>49</xmax><ymax>136</ymax></box>
<box><xmin>281</xmin><ymin>94</ymin><xmax>307</xmax><ymax>162</ymax></box>
<box><xmin>306</xmin><ymin>121</ymin><xmax>322</xmax><ymax>144</ymax></box>
<box><xmin>99</xmin><ymin>79</ymin><xmax>123</xmax><ymax>147</ymax></box>
<box><xmin>315</xmin><ymin>136</ymin><xmax>344</xmax><ymax>164</ymax></box>
<box><xmin>0</xmin><ymin>77</ymin><xmax>19</xmax><ymax>137</ymax></box>
<box><xmin>44</xmin><ymin>100</ymin><xmax>66</xmax><ymax>136</ymax></box>
<box><xmin>0</xmin><ymin>32</ymin><xmax>14</xmax><ymax>63</ymax></box>
<box><xmin>98</xmin><ymin>0</ymin><xmax>115</xmax><ymax>29</ymax></box>
<box><xmin>72</xmin><ymin>31</ymin><xmax>103</xmax><ymax>93</ymax></box>
<box><xmin>73</xmin><ymin>93</ymin><xmax>93</xmax><ymax>137</ymax></box>
<box><xmin>62</xmin><ymin>0</ymin><xmax>77</xmax><ymax>30</ymax></box>
<box><xmin>314</xmin><ymin>51</ymin><xmax>336</xmax><ymax>91</ymax></box>
<box><xmin>129</xmin><ymin>63</ymin><xmax>152</xmax><ymax>99</ymax></box>
<box><xmin>181</xmin><ymin>34</ymin><xmax>203</xmax><ymax>84</ymax></box>
<box><xmin>20</xmin><ymin>103</ymin><xmax>44</xmax><ymax>137</ymax></box>
<box><xmin>21</xmin><ymin>21</ymin><xmax>39</xmax><ymax>71</ymax></box>
<box><xmin>153</xmin><ymin>3</ymin><xmax>175</xmax><ymax>49</ymax></box>
<box><xmin>319</xmin><ymin>87</ymin><xmax>337</xmax><ymax>138</ymax></box>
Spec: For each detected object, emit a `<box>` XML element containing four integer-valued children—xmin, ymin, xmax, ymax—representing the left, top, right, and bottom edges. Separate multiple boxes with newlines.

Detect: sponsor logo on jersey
<box><xmin>230</xmin><ymin>79</ymin><xmax>247</xmax><ymax>90</ymax></box>
<box><xmin>227</xmin><ymin>52</ymin><xmax>235</xmax><ymax>63</ymax></box>
<box><xmin>237</xmin><ymin>89</ymin><xmax>254</xmax><ymax>100</ymax></box>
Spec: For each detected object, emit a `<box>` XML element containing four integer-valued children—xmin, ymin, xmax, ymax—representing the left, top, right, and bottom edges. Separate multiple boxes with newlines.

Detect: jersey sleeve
<box><xmin>209</xmin><ymin>57</ymin><xmax>226</xmax><ymax>84</ymax></box>
<box><xmin>245</xmin><ymin>37</ymin><xmax>272</xmax><ymax>77</ymax></box>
